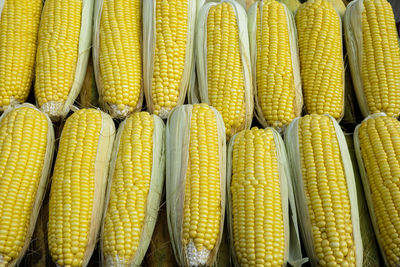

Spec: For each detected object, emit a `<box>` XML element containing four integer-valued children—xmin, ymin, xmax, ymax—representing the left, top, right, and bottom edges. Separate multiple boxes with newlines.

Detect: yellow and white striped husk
<box><xmin>0</xmin><ymin>1</ymin><xmax>42</xmax><ymax>110</ymax></box>
<box><xmin>48</xmin><ymin>109</ymin><xmax>115</xmax><ymax>267</ymax></box>
<box><xmin>93</xmin><ymin>0</ymin><xmax>143</xmax><ymax>119</ymax></box>
<box><xmin>354</xmin><ymin>113</ymin><xmax>400</xmax><ymax>266</ymax></box>
<box><xmin>166</xmin><ymin>104</ymin><xmax>226</xmax><ymax>266</ymax></box>
<box><xmin>193</xmin><ymin>0</ymin><xmax>253</xmax><ymax>140</ymax></box>
<box><xmin>34</xmin><ymin>0</ymin><xmax>93</xmax><ymax>121</ymax></box>
<box><xmin>101</xmin><ymin>112</ymin><xmax>165</xmax><ymax>266</ymax></box>
<box><xmin>344</xmin><ymin>0</ymin><xmax>400</xmax><ymax>118</ymax></box>
<box><xmin>247</xmin><ymin>0</ymin><xmax>302</xmax><ymax>132</ymax></box>
<box><xmin>285</xmin><ymin>114</ymin><xmax>363</xmax><ymax>267</ymax></box>
<box><xmin>143</xmin><ymin>0</ymin><xmax>196</xmax><ymax>119</ymax></box>
<box><xmin>0</xmin><ymin>103</ymin><xmax>54</xmax><ymax>267</ymax></box>
<box><xmin>226</xmin><ymin>127</ymin><xmax>305</xmax><ymax>267</ymax></box>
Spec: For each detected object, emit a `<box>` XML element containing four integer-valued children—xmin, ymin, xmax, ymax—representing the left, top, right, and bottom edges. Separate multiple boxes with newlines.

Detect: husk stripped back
<box><xmin>193</xmin><ymin>0</ymin><xmax>253</xmax><ymax>140</ymax></box>
<box><xmin>248</xmin><ymin>0</ymin><xmax>302</xmax><ymax>133</ymax></box>
<box><xmin>0</xmin><ymin>104</ymin><xmax>54</xmax><ymax>267</ymax></box>
<box><xmin>344</xmin><ymin>0</ymin><xmax>400</xmax><ymax>118</ymax></box>
<box><xmin>277</xmin><ymin>0</ymin><xmax>301</xmax><ymax>13</ymax></box>
<box><xmin>78</xmin><ymin>52</ymin><xmax>99</xmax><ymax>109</ymax></box>
<box><xmin>143</xmin><ymin>0</ymin><xmax>196</xmax><ymax>119</ymax></box>
<box><xmin>166</xmin><ymin>104</ymin><xmax>226</xmax><ymax>266</ymax></box>
<box><xmin>344</xmin><ymin>133</ymin><xmax>380</xmax><ymax>267</ymax></box>
<box><xmin>353</xmin><ymin>113</ymin><xmax>400</xmax><ymax>266</ymax></box>
<box><xmin>93</xmin><ymin>0</ymin><xmax>143</xmax><ymax>118</ymax></box>
<box><xmin>101</xmin><ymin>112</ymin><xmax>165</xmax><ymax>266</ymax></box>
<box><xmin>48</xmin><ymin>109</ymin><xmax>115</xmax><ymax>267</ymax></box>
<box><xmin>35</xmin><ymin>0</ymin><xmax>93</xmax><ymax>121</ymax></box>
<box><xmin>226</xmin><ymin>127</ymin><xmax>306</xmax><ymax>267</ymax></box>
<box><xmin>285</xmin><ymin>115</ymin><xmax>363</xmax><ymax>267</ymax></box>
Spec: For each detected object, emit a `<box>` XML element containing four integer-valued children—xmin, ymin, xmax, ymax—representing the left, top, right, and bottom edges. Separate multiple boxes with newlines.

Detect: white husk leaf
<box><xmin>40</xmin><ymin>0</ymin><xmax>93</xmax><ymax>120</ymax></box>
<box><xmin>92</xmin><ymin>0</ymin><xmax>143</xmax><ymax>119</ymax></box>
<box><xmin>226</xmin><ymin>128</ymin><xmax>306</xmax><ymax>267</ymax></box>
<box><xmin>285</xmin><ymin>115</ymin><xmax>363</xmax><ymax>267</ymax></box>
<box><xmin>193</xmin><ymin>0</ymin><xmax>253</xmax><ymax>137</ymax></box>
<box><xmin>166</xmin><ymin>104</ymin><xmax>226</xmax><ymax>266</ymax></box>
<box><xmin>353</xmin><ymin>112</ymin><xmax>392</xmax><ymax>267</ymax></box>
<box><xmin>101</xmin><ymin>114</ymin><xmax>165</xmax><ymax>266</ymax></box>
<box><xmin>248</xmin><ymin>0</ymin><xmax>302</xmax><ymax>133</ymax></box>
<box><xmin>0</xmin><ymin>104</ymin><xmax>55</xmax><ymax>267</ymax></box>
<box><xmin>143</xmin><ymin>0</ymin><xmax>196</xmax><ymax>119</ymax></box>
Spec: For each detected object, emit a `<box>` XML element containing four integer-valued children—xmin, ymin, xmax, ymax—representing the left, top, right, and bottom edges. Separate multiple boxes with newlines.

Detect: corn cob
<box><xmin>354</xmin><ymin>114</ymin><xmax>400</xmax><ymax>266</ymax></box>
<box><xmin>35</xmin><ymin>0</ymin><xmax>93</xmax><ymax>120</ymax></box>
<box><xmin>285</xmin><ymin>114</ymin><xmax>363</xmax><ymax>266</ymax></box>
<box><xmin>248</xmin><ymin>0</ymin><xmax>302</xmax><ymax>131</ymax></box>
<box><xmin>277</xmin><ymin>0</ymin><xmax>301</xmax><ymax>13</ymax></box>
<box><xmin>93</xmin><ymin>0</ymin><xmax>142</xmax><ymax>118</ymax></box>
<box><xmin>48</xmin><ymin>109</ymin><xmax>115</xmax><ymax>267</ymax></box>
<box><xmin>227</xmin><ymin>127</ymin><xmax>304</xmax><ymax>266</ymax></box>
<box><xmin>0</xmin><ymin>0</ymin><xmax>42</xmax><ymax>110</ymax></box>
<box><xmin>344</xmin><ymin>0</ymin><xmax>400</xmax><ymax>118</ymax></box>
<box><xmin>143</xmin><ymin>0</ymin><xmax>196</xmax><ymax>119</ymax></box>
<box><xmin>0</xmin><ymin>104</ymin><xmax>54</xmax><ymax>267</ymax></box>
<box><xmin>166</xmin><ymin>104</ymin><xmax>226</xmax><ymax>266</ymax></box>
<box><xmin>326</xmin><ymin>0</ymin><xmax>346</xmax><ymax>17</ymax></box>
<box><xmin>101</xmin><ymin>112</ymin><xmax>165</xmax><ymax>266</ymax></box>
<box><xmin>296</xmin><ymin>0</ymin><xmax>344</xmax><ymax>120</ymax></box>
<box><xmin>194</xmin><ymin>0</ymin><xmax>253</xmax><ymax>140</ymax></box>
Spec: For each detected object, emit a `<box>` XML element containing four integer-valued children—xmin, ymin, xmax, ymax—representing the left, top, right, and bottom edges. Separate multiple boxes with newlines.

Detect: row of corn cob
<box><xmin>3</xmin><ymin>101</ymin><xmax>400</xmax><ymax>267</ymax></box>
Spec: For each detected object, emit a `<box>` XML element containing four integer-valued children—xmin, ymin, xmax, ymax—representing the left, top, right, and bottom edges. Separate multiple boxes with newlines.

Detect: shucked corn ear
<box><xmin>48</xmin><ymin>109</ymin><xmax>115</xmax><ymax>267</ymax></box>
<box><xmin>101</xmin><ymin>112</ymin><xmax>165</xmax><ymax>266</ymax></box>
<box><xmin>0</xmin><ymin>104</ymin><xmax>54</xmax><ymax>267</ymax></box>
<box><xmin>248</xmin><ymin>0</ymin><xmax>302</xmax><ymax>132</ymax></box>
<box><xmin>354</xmin><ymin>114</ymin><xmax>400</xmax><ymax>266</ymax></box>
<box><xmin>344</xmin><ymin>0</ymin><xmax>400</xmax><ymax>118</ymax></box>
<box><xmin>93</xmin><ymin>0</ymin><xmax>143</xmax><ymax>118</ymax></box>
<box><xmin>285</xmin><ymin>114</ymin><xmax>363</xmax><ymax>266</ymax></box>
<box><xmin>295</xmin><ymin>0</ymin><xmax>345</xmax><ymax>120</ymax></box>
<box><xmin>35</xmin><ymin>0</ymin><xmax>93</xmax><ymax>120</ymax></box>
<box><xmin>143</xmin><ymin>0</ymin><xmax>196</xmax><ymax>119</ymax></box>
<box><xmin>166</xmin><ymin>104</ymin><xmax>226</xmax><ymax>266</ymax></box>
<box><xmin>227</xmin><ymin>127</ymin><xmax>304</xmax><ymax>266</ymax></box>
<box><xmin>193</xmin><ymin>0</ymin><xmax>253</xmax><ymax>140</ymax></box>
<box><xmin>0</xmin><ymin>0</ymin><xmax>42</xmax><ymax>110</ymax></box>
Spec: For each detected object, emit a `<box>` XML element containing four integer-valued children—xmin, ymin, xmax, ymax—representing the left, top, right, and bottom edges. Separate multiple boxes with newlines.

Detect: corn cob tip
<box><xmin>157</xmin><ymin>107</ymin><xmax>171</xmax><ymax>120</ymax></box>
<box><xmin>186</xmin><ymin>241</ymin><xmax>210</xmax><ymax>266</ymax></box>
<box><xmin>40</xmin><ymin>101</ymin><xmax>64</xmax><ymax>120</ymax></box>
<box><xmin>106</xmin><ymin>103</ymin><xmax>134</xmax><ymax>118</ymax></box>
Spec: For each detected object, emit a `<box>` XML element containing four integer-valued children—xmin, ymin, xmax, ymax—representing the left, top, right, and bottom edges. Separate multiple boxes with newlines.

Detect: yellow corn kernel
<box><xmin>0</xmin><ymin>107</ymin><xmax>50</xmax><ymax>266</ymax></box>
<box><xmin>255</xmin><ymin>0</ymin><xmax>298</xmax><ymax>129</ymax></box>
<box><xmin>35</xmin><ymin>0</ymin><xmax>83</xmax><ymax>116</ymax></box>
<box><xmin>360</xmin><ymin>0</ymin><xmax>400</xmax><ymax>116</ymax></box>
<box><xmin>206</xmin><ymin>2</ymin><xmax>246</xmax><ymax>139</ymax></box>
<box><xmin>296</xmin><ymin>0</ymin><xmax>344</xmax><ymax>119</ymax></box>
<box><xmin>48</xmin><ymin>109</ymin><xmax>113</xmax><ymax>267</ymax></box>
<box><xmin>99</xmin><ymin>0</ymin><xmax>142</xmax><ymax>118</ymax></box>
<box><xmin>0</xmin><ymin>0</ymin><xmax>42</xmax><ymax>110</ymax></box>
<box><xmin>231</xmin><ymin>128</ymin><xmax>284</xmax><ymax>266</ymax></box>
<box><xmin>102</xmin><ymin>112</ymin><xmax>154</xmax><ymax>265</ymax></box>
<box><xmin>298</xmin><ymin>114</ymin><xmax>355</xmax><ymax>266</ymax></box>
<box><xmin>182</xmin><ymin>103</ymin><xmax>221</xmax><ymax>265</ymax></box>
<box><xmin>358</xmin><ymin>116</ymin><xmax>400</xmax><ymax>266</ymax></box>
<box><xmin>150</xmin><ymin>0</ymin><xmax>189</xmax><ymax>117</ymax></box>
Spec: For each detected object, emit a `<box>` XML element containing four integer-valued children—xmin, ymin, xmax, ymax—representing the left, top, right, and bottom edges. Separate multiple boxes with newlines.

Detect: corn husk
<box><xmin>353</xmin><ymin>113</ymin><xmax>398</xmax><ymax>266</ymax></box>
<box><xmin>226</xmin><ymin>127</ymin><xmax>306</xmax><ymax>267</ymax></box>
<box><xmin>49</xmin><ymin>109</ymin><xmax>115</xmax><ymax>267</ymax></box>
<box><xmin>248</xmin><ymin>0</ymin><xmax>302</xmax><ymax>133</ymax></box>
<box><xmin>92</xmin><ymin>0</ymin><xmax>143</xmax><ymax>119</ymax></box>
<box><xmin>278</xmin><ymin>0</ymin><xmax>301</xmax><ymax>13</ymax></box>
<box><xmin>143</xmin><ymin>0</ymin><xmax>196</xmax><ymax>119</ymax></box>
<box><xmin>36</xmin><ymin>0</ymin><xmax>93</xmax><ymax>121</ymax></box>
<box><xmin>101</xmin><ymin>112</ymin><xmax>165</xmax><ymax>266</ymax></box>
<box><xmin>166</xmin><ymin>104</ymin><xmax>226</xmax><ymax>267</ymax></box>
<box><xmin>344</xmin><ymin>133</ymin><xmax>381</xmax><ymax>267</ymax></box>
<box><xmin>344</xmin><ymin>0</ymin><xmax>400</xmax><ymax>118</ymax></box>
<box><xmin>78</xmin><ymin>52</ymin><xmax>99</xmax><ymax>109</ymax></box>
<box><xmin>285</xmin><ymin>115</ymin><xmax>363</xmax><ymax>267</ymax></box>
<box><xmin>0</xmin><ymin>104</ymin><xmax>54</xmax><ymax>266</ymax></box>
<box><xmin>327</xmin><ymin>0</ymin><xmax>347</xmax><ymax>17</ymax></box>
<box><xmin>192</xmin><ymin>0</ymin><xmax>253</xmax><ymax>140</ymax></box>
